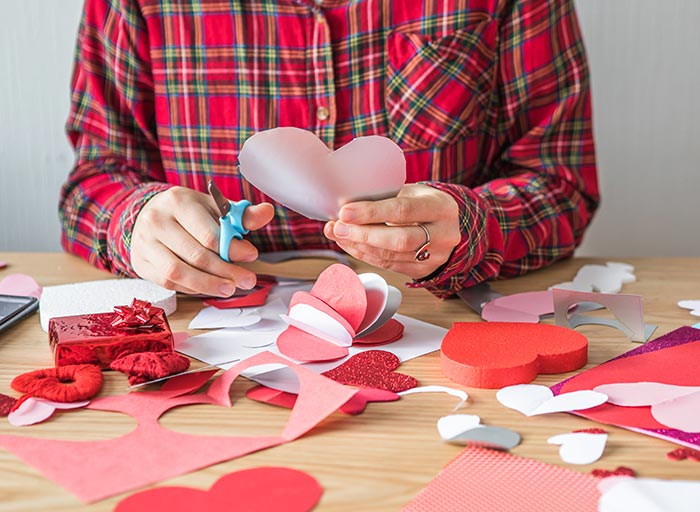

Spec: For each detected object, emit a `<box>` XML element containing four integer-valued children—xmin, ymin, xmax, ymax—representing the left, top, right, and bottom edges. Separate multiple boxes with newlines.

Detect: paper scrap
<box><xmin>551</xmin><ymin>262</ymin><xmax>635</xmax><ymax>293</ymax></box>
<box><xmin>548</xmin><ymin>432</ymin><xmax>607</xmax><ymax>465</ymax></box>
<box><xmin>481</xmin><ymin>291</ymin><xmax>554</xmax><ymax>323</ymax></box>
<box><xmin>0</xmin><ymin>273</ymin><xmax>42</xmax><ymax>299</ymax></box>
<box><xmin>599</xmin><ymin>477</ymin><xmax>700</xmax><ymax>512</ymax></box>
<box><xmin>398</xmin><ymin>385</ymin><xmax>468</xmax><ymax>410</ymax></box>
<box><xmin>496</xmin><ymin>384</ymin><xmax>608</xmax><ymax>416</ymax></box>
<box><xmin>437</xmin><ymin>415</ymin><xmax>520</xmax><ymax>450</ymax></box>
<box><xmin>188</xmin><ymin>306</ymin><xmax>261</xmax><ymax>329</ymax></box>
<box><xmin>114</xmin><ymin>466</ymin><xmax>323</xmax><ymax>512</ymax></box>
<box><xmin>238</xmin><ymin>127</ymin><xmax>406</xmax><ymax>221</ymax></box>
<box><xmin>551</xmin><ymin>288</ymin><xmax>654</xmax><ymax>342</ymax></box>
<box><xmin>678</xmin><ymin>300</ymin><xmax>700</xmax><ymax>317</ymax></box>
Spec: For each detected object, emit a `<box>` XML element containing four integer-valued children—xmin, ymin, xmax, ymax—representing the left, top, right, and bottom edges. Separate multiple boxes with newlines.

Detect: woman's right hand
<box><xmin>131</xmin><ymin>186</ymin><xmax>274</xmax><ymax>297</ymax></box>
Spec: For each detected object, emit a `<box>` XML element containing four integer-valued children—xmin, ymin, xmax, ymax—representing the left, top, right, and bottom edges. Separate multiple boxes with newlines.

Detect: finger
<box><xmin>172</xmin><ymin>197</ymin><xmax>222</xmax><ymax>253</ymax></box>
<box><xmin>150</xmin><ymin>242</ymin><xmax>242</xmax><ymax>297</ymax></box>
<box><xmin>332</xmin><ymin>239</ymin><xmax>417</xmax><ymax>263</ymax></box>
<box><xmin>226</xmin><ymin>238</ymin><xmax>260</xmax><ymax>263</ymax></box>
<box><xmin>336</xmin><ymin>240</ymin><xmax>436</xmax><ymax>278</ymax></box>
<box><xmin>338</xmin><ymin>195</ymin><xmax>440</xmax><ymax>226</ymax></box>
<box><xmin>242</xmin><ymin>202</ymin><xmax>275</xmax><ymax>231</ymax></box>
<box><xmin>328</xmin><ymin>221</ymin><xmax>431</xmax><ymax>253</ymax></box>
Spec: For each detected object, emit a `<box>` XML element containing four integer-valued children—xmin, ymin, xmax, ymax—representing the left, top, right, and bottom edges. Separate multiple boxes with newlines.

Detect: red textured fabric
<box><xmin>110</xmin><ymin>351</ymin><xmax>191</xmax><ymax>385</ymax></box>
<box><xmin>11</xmin><ymin>365</ymin><xmax>103</xmax><ymax>402</ymax></box>
<box><xmin>402</xmin><ymin>447</ymin><xmax>600</xmax><ymax>512</ymax></box>
<box><xmin>0</xmin><ymin>393</ymin><xmax>18</xmax><ymax>416</ymax></box>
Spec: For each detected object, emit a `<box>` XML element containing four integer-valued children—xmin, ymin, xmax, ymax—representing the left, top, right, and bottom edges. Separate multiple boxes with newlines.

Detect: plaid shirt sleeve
<box><xmin>59</xmin><ymin>1</ymin><xmax>170</xmax><ymax>276</ymax></box>
<box><xmin>412</xmin><ymin>0</ymin><xmax>599</xmax><ymax>297</ymax></box>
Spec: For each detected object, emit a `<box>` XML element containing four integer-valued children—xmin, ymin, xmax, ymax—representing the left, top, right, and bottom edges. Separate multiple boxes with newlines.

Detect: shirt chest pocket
<box><xmin>385</xmin><ymin>17</ymin><xmax>498</xmax><ymax>151</ymax></box>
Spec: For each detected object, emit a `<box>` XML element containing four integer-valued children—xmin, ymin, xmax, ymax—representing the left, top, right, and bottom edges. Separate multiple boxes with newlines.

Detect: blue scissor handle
<box><xmin>219</xmin><ymin>200</ymin><xmax>251</xmax><ymax>262</ymax></box>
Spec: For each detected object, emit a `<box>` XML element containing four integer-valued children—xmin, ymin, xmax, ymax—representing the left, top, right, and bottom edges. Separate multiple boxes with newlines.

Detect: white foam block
<box><xmin>40</xmin><ymin>279</ymin><xmax>177</xmax><ymax>331</ymax></box>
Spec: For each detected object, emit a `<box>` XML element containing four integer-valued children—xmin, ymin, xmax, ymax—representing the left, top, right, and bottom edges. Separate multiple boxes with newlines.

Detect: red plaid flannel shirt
<box><xmin>60</xmin><ymin>0</ymin><xmax>599</xmax><ymax>298</ymax></box>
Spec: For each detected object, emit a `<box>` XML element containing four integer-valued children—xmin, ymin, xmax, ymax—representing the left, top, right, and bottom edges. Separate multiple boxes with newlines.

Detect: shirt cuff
<box><xmin>106</xmin><ymin>182</ymin><xmax>172</xmax><ymax>276</ymax></box>
<box><xmin>407</xmin><ymin>182</ymin><xmax>504</xmax><ymax>298</ymax></box>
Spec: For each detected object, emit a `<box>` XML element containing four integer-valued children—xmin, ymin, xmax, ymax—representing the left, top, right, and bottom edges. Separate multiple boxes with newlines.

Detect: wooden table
<box><xmin>0</xmin><ymin>253</ymin><xmax>698</xmax><ymax>511</ymax></box>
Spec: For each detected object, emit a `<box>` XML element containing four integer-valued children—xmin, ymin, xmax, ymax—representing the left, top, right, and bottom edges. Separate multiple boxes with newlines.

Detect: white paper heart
<box><xmin>547</xmin><ymin>432</ymin><xmax>607</xmax><ymax>465</ymax></box>
<box><xmin>188</xmin><ymin>306</ymin><xmax>261</xmax><ymax>330</ymax></box>
<box><xmin>398</xmin><ymin>386</ymin><xmax>468</xmax><ymax>410</ymax></box>
<box><xmin>678</xmin><ymin>300</ymin><xmax>700</xmax><ymax>317</ymax></box>
<box><xmin>238</xmin><ymin>127</ymin><xmax>406</xmax><ymax>221</ymax></box>
<box><xmin>437</xmin><ymin>414</ymin><xmax>482</xmax><ymax>440</ymax></box>
<box><xmin>282</xmin><ymin>303</ymin><xmax>354</xmax><ymax>347</ymax></box>
<box><xmin>599</xmin><ymin>477</ymin><xmax>700</xmax><ymax>512</ymax></box>
<box><xmin>496</xmin><ymin>384</ymin><xmax>608</xmax><ymax>416</ymax></box>
<box><xmin>357</xmin><ymin>273</ymin><xmax>402</xmax><ymax>337</ymax></box>
<box><xmin>551</xmin><ymin>262</ymin><xmax>635</xmax><ymax>294</ymax></box>
<box><xmin>437</xmin><ymin>414</ymin><xmax>521</xmax><ymax>450</ymax></box>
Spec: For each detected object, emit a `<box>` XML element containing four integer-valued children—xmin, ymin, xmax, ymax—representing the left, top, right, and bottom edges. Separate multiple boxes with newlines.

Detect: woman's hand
<box><xmin>131</xmin><ymin>186</ymin><xmax>274</xmax><ymax>296</ymax></box>
<box><xmin>324</xmin><ymin>184</ymin><xmax>461</xmax><ymax>279</ymax></box>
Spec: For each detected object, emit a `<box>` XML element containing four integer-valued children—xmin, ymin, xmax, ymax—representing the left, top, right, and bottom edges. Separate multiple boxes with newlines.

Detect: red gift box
<box><xmin>48</xmin><ymin>299</ymin><xmax>174</xmax><ymax>369</ymax></box>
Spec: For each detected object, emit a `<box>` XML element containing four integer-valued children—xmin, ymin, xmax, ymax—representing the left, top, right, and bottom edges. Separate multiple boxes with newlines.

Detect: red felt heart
<box><xmin>321</xmin><ymin>350</ymin><xmax>418</xmax><ymax>392</ymax></box>
<box><xmin>115</xmin><ymin>467</ymin><xmax>322</xmax><ymax>512</ymax></box>
<box><xmin>246</xmin><ymin>385</ymin><xmax>399</xmax><ymax>415</ymax></box>
<box><xmin>110</xmin><ymin>351</ymin><xmax>191</xmax><ymax>385</ymax></box>
<box><xmin>440</xmin><ymin>322</ymin><xmax>588</xmax><ymax>389</ymax></box>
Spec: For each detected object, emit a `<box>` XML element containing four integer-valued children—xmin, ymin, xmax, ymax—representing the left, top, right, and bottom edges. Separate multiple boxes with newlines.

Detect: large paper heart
<box><xmin>276</xmin><ymin>265</ymin><xmax>402</xmax><ymax>362</ymax></box>
<box><xmin>594</xmin><ymin>382</ymin><xmax>700</xmax><ymax>433</ymax></box>
<box><xmin>547</xmin><ymin>432</ymin><xmax>608</xmax><ymax>465</ymax></box>
<box><xmin>322</xmin><ymin>350</ymin><xmax>418</xmax><ymax>392</ymax></box>
<box><xmin>238</xmin><ymin>127</ymin><xmax>406</xmax><ymax>221</ymax></box>
<box><xmin>496</xmin><ymin>384</ymin><xmax>608</xmax><ymax>416</ymax></box>
<box><xmin>115</xmin><ymin>467</ymin><xmax>322</xmax><ymax>512</ymax></box>
<box><xmin>556</xmin><ymin>339</ymin><xmax>700</xmax><ymax>430</ymax></box>
<box><xmin>440</xmin><ymin>322</ymin><xmax>589</xmax><ymax>389</ymax></box>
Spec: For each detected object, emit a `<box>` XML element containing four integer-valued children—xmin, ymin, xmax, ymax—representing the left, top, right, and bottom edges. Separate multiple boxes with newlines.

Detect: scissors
<box><xmin>207</xmin><ymin>180</ymin><xmax>251</xmax><ymax>262</ymax></box>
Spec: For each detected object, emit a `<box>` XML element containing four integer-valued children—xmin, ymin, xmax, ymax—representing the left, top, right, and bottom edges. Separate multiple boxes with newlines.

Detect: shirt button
<box><xmin>317</xmin><ymin>106</ymin><xmax>330</xmax><ymax>121</ymax></box>
<box><xmin>315</xmin><ymin>12</ymin><xmax>325</xmax><ymax>23</ymax></box>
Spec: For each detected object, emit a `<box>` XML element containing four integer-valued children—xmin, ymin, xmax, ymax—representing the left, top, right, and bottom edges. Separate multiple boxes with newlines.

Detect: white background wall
<box><xmin>1</xmin><ymin>0</ymin><xmax>699</xmax><ymax>256</ymax></box>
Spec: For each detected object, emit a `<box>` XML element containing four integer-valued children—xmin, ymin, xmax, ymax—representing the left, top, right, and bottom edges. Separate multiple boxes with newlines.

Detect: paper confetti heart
<box><xmin>548</xmin><ymin>432</ymin><xmax>608</xmax><ymax>465</ymax></box>
<box><xmin>115</xmin><ymin>466</ymin><xmax>322</xmax><ymax>512</ymax></box>
<box><xmin>321</xmin><ymin>350</ymin><xmax>417</xmax><ymax>392</ymax></box>
<box><xmin>666</xmin><ymin>448</ymin><xmax>700</xmax><ymax>462</ymax></box>
<box><xmin>277</xmin><ymin>265</ymin><xmax>402</xmax><ymax>362</ymax></box>
<box><xmin>238</xmin><ymin>127</ymin><xmax>406</xmax><ymax>221</ymax></box>
<box><xmin>437</xmin><ymin>414</ymin><xmax>521</xmax><ymax>450</ymax></box>
<box><xmin>440</xmin><ymin>322</ymin><xmax>589</xmax><ymax>389</ymax></box>
<box><xmin>591</xmin><ymin>466</ymin><xmax>636</xmax><ymax>478</ymax></box>
<box><xmin>496</xmin><ymin>384</ymin><xmax>608</xmax><ymax>416</ymax></box>
<box><xmin>678</xmin><ymin>300</ymin><xmax>700</xmax><ymax>317</ymax></box>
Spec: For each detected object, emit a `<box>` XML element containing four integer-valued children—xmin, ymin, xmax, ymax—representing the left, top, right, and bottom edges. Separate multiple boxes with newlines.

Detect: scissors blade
<box><xmin>208</xmin><ymin>179</ymin><xmax>230</xmax><ymax>218</ymax></box>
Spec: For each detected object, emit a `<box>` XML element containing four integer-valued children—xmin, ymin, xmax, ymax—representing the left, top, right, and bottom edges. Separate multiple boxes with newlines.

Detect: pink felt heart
<box><xmin>115</xmin><ymin>467</ymin><xmax>322</xmax><ymax>512</ymax></box>
<box><xmin>238</xmin><ymin>127</ymin><xmax>406</xmax><ymax>221</ymax></box>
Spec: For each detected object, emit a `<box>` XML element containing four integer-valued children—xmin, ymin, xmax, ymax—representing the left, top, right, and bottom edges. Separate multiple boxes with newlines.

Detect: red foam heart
<box><xmin>246</xmin><ymin>385</ymin><xmax>399</xmax><ymax>415</ymax></box>
<box><xmin>310</xmin><ymin>264</ymin><xmax>367</xmax><ymax>332</ymax></box>
<box><xmin>354</xmin><ymin>318</ymin><xmax>404</xmax><ymax>345</ymax></box>
<box><xmin>322</xmin><ymin>350</ymin><xmax>418</xmax><ymax>392</ymax></box>
<box><xmin>440</xmin><ymin>322</ymin><xmax>588</xmax><ymax>389</ymax></box>
<box><xmin>115</xmin><ymin>466</ymin><xmax>322</xmax><ymax>512</ymax></box>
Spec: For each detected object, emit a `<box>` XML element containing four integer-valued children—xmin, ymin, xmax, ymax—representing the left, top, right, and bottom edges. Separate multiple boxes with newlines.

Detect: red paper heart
<box><xmin>354</xmin><ymin>318</ymin><xmax>404</xmax><ymax>345</ymax></box>
<box><xmin>115</xmin><ymin>467</ymin><xmax>322</xmax><ymax>512</ymax></box>
<box><xmin>321</xmin><ymin>350</ymin><xmax>418</xmax><ymax>392</ymax></box>
<box><xmin>0</xmin><ymin>393</ymin><xmax>18</xmax><ymax>416</ymax></box>
<box><xmin>440</xmin><ymin>322</ymin><xmax>588</xmax><ymax>389</ymax></box>
<box><xmin>246</xmin><ymin>385</ymin><xmax>399</xmax><ymax>415</ymax></box>
<box><xmin>110</xmin><ymin>351</ymin><xmax>191</xmax><ymax>385</ymax></box>
<box><xmin>310</xmin><ymin>264</ymin><xmax>367</xmax><ymax>332</ymax></box>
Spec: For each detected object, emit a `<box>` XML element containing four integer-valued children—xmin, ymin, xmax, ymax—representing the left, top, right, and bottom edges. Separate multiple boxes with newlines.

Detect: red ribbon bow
<box><xmin>111</xmin><ymin>299</ymin><xmax>159</xmax><ymax>328</ymax></box>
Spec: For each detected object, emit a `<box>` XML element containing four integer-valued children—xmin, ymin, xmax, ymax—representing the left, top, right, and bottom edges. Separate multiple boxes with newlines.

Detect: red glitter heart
<box><xmin>110</xmin><ymin>351</ymin><xmax>191</xmax><ymax>385</ymax></box>
<box><xmin>321</xmin><ymin>350</ymin><xmax>418</xmax><ymax>392</ymax></box>
<box><xmin>0</xmin><ymin>393</ymin><xmax>17</xmax><ymax>416</ymax></box>
<box><xmin>667</xmin><ymin>447</ymin><xmax>700</xmax><ymax>462</ymax></box>
<box><xmin>591</xmin><ymin>466</ymin><xmax>636</xmax><ymax>478</ymax></box>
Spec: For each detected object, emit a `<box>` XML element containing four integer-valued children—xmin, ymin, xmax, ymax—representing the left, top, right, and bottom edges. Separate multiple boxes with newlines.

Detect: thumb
<box><xmin>242</xmin><ymin>202</ymin><xmax>275</xmax><ymax>231</ymax></box>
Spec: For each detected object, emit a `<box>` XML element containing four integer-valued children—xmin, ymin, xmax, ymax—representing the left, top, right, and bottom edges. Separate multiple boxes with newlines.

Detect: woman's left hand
<box><xmin>324</xmin><ymin>184</ymin><xmax>461</xmax><ymax>280</ymax></box>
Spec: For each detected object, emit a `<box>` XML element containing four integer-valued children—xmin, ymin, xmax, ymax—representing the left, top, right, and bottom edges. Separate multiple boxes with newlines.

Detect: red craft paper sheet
<box><xmin>557</xmin><ymin>341</ymin><xmax>700</xmax><ymax>430</ymax></box>
<box><xmin>115</xmin><ymin>466</ymin><xmax>322</xmax><ymax>512</ymax></box>
<box><xmin>0</xmin><ymin>352</ymin><xmax>356</xmax><ymax>503</ymax></box>
<box><xmin>402</xmin><ymin>447</ymin><xmax>600</xmax><ymax>512</ymax></box>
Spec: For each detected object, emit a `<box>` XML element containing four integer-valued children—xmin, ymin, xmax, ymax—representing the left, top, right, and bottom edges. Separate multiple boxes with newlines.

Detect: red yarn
<box><xmin>110</xmin><ymin>351</ymin><xmax>190</xmax><ymax>385</ymax></box>
<box><xmin>11</xmin><ymin>364</ymin><xmax>103</xmax><ymax>402</ymax></box>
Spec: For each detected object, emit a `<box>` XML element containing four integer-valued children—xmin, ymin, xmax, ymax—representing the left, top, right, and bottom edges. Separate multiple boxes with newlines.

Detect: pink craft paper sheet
<box><xmin>0</xmin><ymin>352</ymin><xmax>357</xmax><ymax>503</ymax></box>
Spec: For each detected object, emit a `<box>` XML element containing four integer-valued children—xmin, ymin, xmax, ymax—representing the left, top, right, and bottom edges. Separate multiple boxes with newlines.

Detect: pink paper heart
<box><xmin>0</xmin><ymin>273</ymin><xmax>42</xmax><ymax>299</ymax></box>
<box><xmin>238</xmin><ymin>127</ymin><xmax>405</xmax><ymax>221</ymax></box>
<box><xmin>8</xmin><ymin>397</ymin><xmax>89</xmax><ymax>426</ymax></box>
<box><xmin>481</xmin><ymin>291</ymin><xmax>554</xmax><ymax>323</ymax></box>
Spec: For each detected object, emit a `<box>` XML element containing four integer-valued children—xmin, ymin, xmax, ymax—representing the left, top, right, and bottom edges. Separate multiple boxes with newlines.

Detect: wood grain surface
<box><xmin>0</xmin><ymin>253</ymin><xmax>698</xmax><ymax>511</ymax></box>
